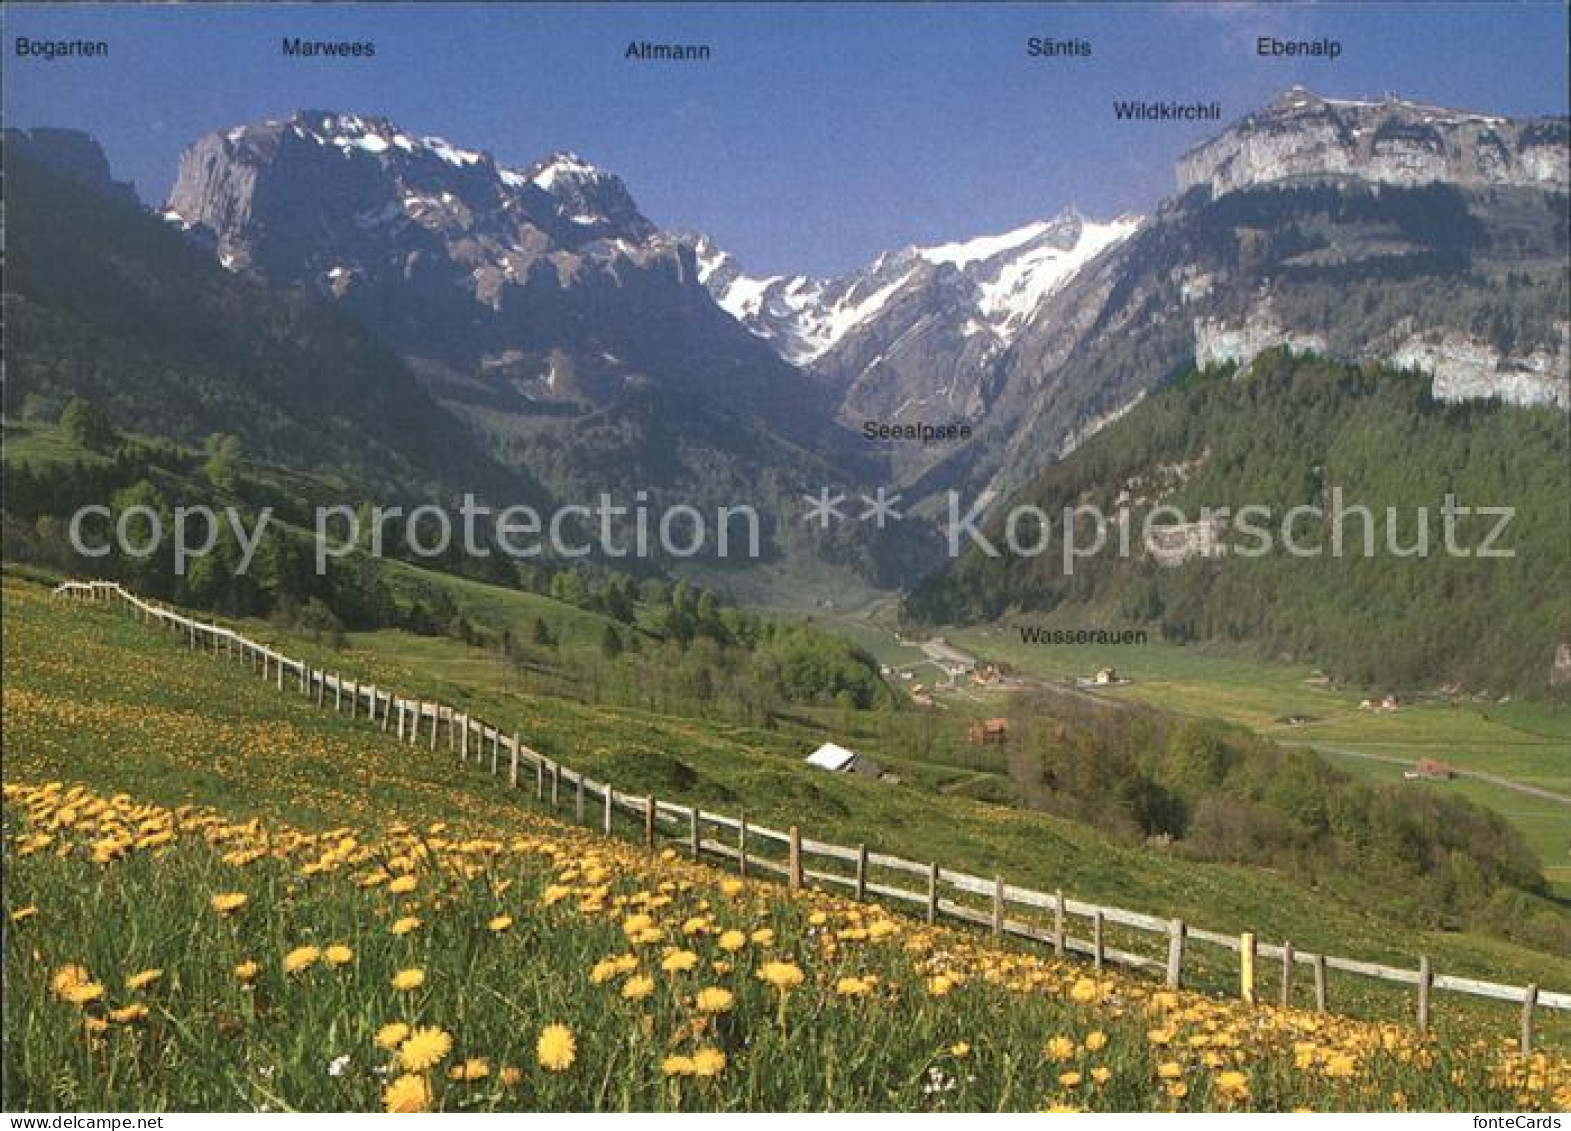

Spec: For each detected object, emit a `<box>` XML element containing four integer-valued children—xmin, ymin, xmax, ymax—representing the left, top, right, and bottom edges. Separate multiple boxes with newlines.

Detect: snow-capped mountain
<box><xmin>689</xmin><ymin>210</ymin><xmax>1140</xmax><ymax>487</ymax></box>
<box><xmin>164</xmin><ymin>111</ymin><xmax>830</xmax><ymax>424</ymax></box>
<box><xmin>692</xmin><ymin>211</ymin><xmax>1141</xmax><ymax>369</ymax></box>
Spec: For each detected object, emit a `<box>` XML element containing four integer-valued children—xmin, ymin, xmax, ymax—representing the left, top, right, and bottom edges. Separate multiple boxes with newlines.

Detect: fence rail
<box><xmin>48</xmin><ymin>580</ymin><xmax>1570</xmax><ymax>1050</ymax></box>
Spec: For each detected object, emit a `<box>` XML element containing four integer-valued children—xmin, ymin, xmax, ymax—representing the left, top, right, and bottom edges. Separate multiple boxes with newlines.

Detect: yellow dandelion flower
<box><xmin>324</xmin><ymin>945</ymin><xmax>354</xmax><ymax>967</ymax></box>
<box><xmin>234</xmin><ymin>959</ymin><xmax>260</xmax><ymax>984</ymax></box>
<box><xmin>750</xmin><ymin>928</ymin><xmax>775</xmax><ymax>946</ymax></box>
<box><xmin>448</xmin><ymin>1057</ymin><xmax>490</xmax><ymax>1081</ymax></box>
<box><xmin>1060</xmin><ymin>1070</ymin><xmax>1083</xmax><ymax>1088</ymax></box>
<box><xmin>622</xmin><ymin>974</ymin><xmax>655</xmax><ymax>1002</ymax></box>
<box><xmin>1084</xmin><ymin>1030</ymin><xmax>1108</xmax><ymax>1053</ymax></box>
<box><xmin>836</xmin><ymin>976</ymin><xmax>872</xmax><ymax>998</ymax></box>
<box><xmin>10</xmin><ymin>905</ymin><xmax>38</xmax><ymax>924</ymax></box>
<box><xmin>82</xmin><ymin>1015</ymin><xmax>109</xmax><ymax>1036</ymax></box>
<box><xmin>1069</xmin><ymin>977</ymin><xmax>1101</xmax><ymax>1004</ymax></box>
<box><xmin>124</xmin><ymin>968</ymin><xmax>163</xmax><ymax>992</ymax></box>
<box><xmin>283</xmin><ymin>946</ymin><xmax>321</xmax><ymax>975</ymax></box>
<box><xmin>662</xmin><ymin>1054</ymin><xmax>695</xmax><ymax>1077</ymax></box>
<box><xmin>391</xmin><ymin>916</ymin><xmax>422</xmax><ymax>936</ymax></box>
<box><xmin>51</xmin><ymin>964</ymin><xmax>92</xmax><ymax>1000</ymax></box>
<box><xmin>1046</xmin><ymin>1035</ymin><xmax>1077</xmax><ymax>1062</ymax></box>
<box><xmin>691</xmin><ymin>1047</ymin><xmax>727</xmax><ymax>1078</ymax></box>
<box><xmin>211</xmin><ymin>892</ymin><xmax>248</xmax><ymax>915</ymax></box>
<box><xmin>1157</xmin><ymin>1061</ymin><xmax>1184</xmax><ymax>1080</ymax></box>
<box><xmin>719</xmin><ymin>878</ymin><xmax>745</xmax><ymax>898</ymax></box>
<box><xmin>537</xmin><ymin>1023</ymin><xmax>576</xmax><ymax>1072</ymax></box>
<box><xmin>391</xmin><ymin>968</ymin><xmax>426</xmax><ymax>992</ymax></box>
<box><xmin>1215</xmin><ymin>1070</ymin><xmax>1250</xmax><ymax>1101</ymax></box>
<box><xmin>695</xmin><ymin>986</ymin><xmax>735</xmax><ymax>1014</ymax></box>
<box><xmin>488</xmin><ymin>915</ymin><xmax>514</xmax><ymax>933</ymax></box>
<box><xmin>1092</xmin><ymin>1066</ymin><xmax>1112</xmax><ymax>1085</ymax></box>
<box><xmin>383</xmin><ymin>1073</ymin><xmax>431</xmax><ymax>1113</ymax></box>
<box><xmin>398</xmin><ymin>1026</ymin><xmax>452</xmax><ymax>1073</ymax></box>
<box><xmin>951</xmin><ymin>1042</ymin><xmax>971</xmax><ymax>1058</ymax></box>
<box><xmin>109</xmin><ymin>1003</ymin><xmax>149</xmax><ymax>1024</ymax></box>
<box><xmin>757</xmin><ymin>961</ymin><xmax>804</xmax><ymax>992</ymax></box>
<box><xmin>500</xmin><ymin>1066</ymin><xmax>523</xmax><ymax>1088</ymax></box>
<box><xmin>376</xmin><ymin>1022</ymin><xmax>411</xmax><ymax>1050</ymax></box>
<box><xmin>661</xmin><ymin>949</ymin><xmax>699</xmax><ymax>975</ymax></box>
<box><xmin>387</xmin><ymin>875</ymin><xmax>418</xmax><ymax>895</ymax></box>
<box><xmin>717</xmin><ymin>930</ymin><xmax>747</xmax><ymax>953</ymax></box>
<box><xmin>927</xmin><ymin>974</ymin><xmax>957</xmax><ymax>997</ymax></box>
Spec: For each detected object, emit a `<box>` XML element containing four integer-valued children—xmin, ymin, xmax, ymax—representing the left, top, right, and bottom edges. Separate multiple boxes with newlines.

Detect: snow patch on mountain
<box><xmin>691</xmin><ymin>210</ymin><xmax>1142</xmax><ymax>367</ymax></box>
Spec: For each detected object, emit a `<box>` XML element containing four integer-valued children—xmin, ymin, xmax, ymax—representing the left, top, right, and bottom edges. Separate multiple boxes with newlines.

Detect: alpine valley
<box><xmin>5</xmin><ymin>87</ymin><xmax>1569</xmax><ymax>684</ymax></box>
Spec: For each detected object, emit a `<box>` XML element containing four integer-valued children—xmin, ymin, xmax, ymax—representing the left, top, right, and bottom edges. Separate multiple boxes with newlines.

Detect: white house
<box><xmin>805</xmin><ymin>742</ymin><xmax>861</xmax><ymax>772</ymax></box>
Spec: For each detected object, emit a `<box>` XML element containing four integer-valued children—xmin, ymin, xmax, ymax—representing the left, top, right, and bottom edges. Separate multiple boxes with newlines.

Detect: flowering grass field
<box><xmin>7</xmin><ymin>780</ymin><xmax>1570</xmax><ymax>1112</ymax></box>
<box><xmin>3</xmin><ymin>576</ymin><xmax>1570</xmax><ymax>1110</ymax></box>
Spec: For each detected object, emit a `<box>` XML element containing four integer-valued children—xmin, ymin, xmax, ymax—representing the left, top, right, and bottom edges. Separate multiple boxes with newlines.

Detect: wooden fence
<box><xmin>49</xmin><ymin>579</ymin><xmax>1571</xmax><ymax>1050</ymax></box>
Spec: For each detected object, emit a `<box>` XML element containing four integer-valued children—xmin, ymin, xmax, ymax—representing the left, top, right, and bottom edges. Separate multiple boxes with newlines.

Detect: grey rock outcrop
<box><xmin>1178</xmin><ymin>87</ymin><xmax>1569</xmax><ymax>197</ymax></box>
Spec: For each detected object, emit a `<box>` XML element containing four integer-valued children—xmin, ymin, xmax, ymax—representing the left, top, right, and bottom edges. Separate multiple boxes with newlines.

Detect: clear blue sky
<box><xmin>5</xmin><ymin>2</ymin><xmax>1566</xmax><ymax>276</ymax></box>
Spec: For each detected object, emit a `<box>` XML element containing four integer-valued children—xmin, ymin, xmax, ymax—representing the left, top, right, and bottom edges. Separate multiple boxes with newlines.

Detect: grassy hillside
<box><xmin>5</xmin><ymin>580</ymin><xmax>1571</xmax><ymax>1111</ymax></box>
<box><xmin>5</xmin><ymin>577</ymin><xmax>1569</xmax><ymax>1035</ymax></box>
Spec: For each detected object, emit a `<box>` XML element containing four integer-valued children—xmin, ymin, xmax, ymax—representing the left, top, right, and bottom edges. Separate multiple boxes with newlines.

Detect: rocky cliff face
<box><xmin>1178</xmin><ymin>87</ymin><xmax>1569</xmax><ymax>197</ymax></box>
<box><xmin>164</xmin><ymin>112</ymin><xmax>824</xmax><ymax>431</ymax></box>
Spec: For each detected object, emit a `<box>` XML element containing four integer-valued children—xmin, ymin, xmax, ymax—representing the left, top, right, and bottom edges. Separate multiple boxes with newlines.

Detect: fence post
<box><xmin>1281</xmin><ymin>941</ymin><xmax>1295</xmax><ymax>1008</ymax></box>
<box><xmin>603</xmin><ymin>782</ymin><xmax>613</xmax><ymax>834</ymax></box>
<box><xmin>1166</xmin><ymin>919</ymin><xmax>1186</xmax><ymax>990</ymax></box>
<box><xmin>689</xmin><ymin>808</ymin><xmax>700</xmax><ymax>859</ymax></box>
<box><xmin>1240</xmin><ymin>932</ymin><xmax>1257</xmax><ymax>1005</ymax></box>
<box><xmin>461</xmin><ymin>715</ymin><xmax>469</xmax><ymax>760</ymax></box>
<box><xmin>349</xmin><ymin>681</ymin><xmax>358</xmax><ymax>719</ymax></box>
<box><xmin>992</xmin><ymin>875</ymin><xmax>1005</xmax><ymax>936</ymax></box>
<box><xmin>536</xmin><ymin>754</ymin><xmax>544</xmax><ymax>800</ymax></box>
<box><xmin>1053</xmin><ymin>890</ymin><xmax>1066</xmax><ymax>957</ymax></box>
<box><xmin>789</xmin><ymin>827</ymin><xmax>803</xmax><ymax>890</ymax></box>
<box><xmin>925</xmin><ymin>862</ymin><xmax>939</xmax><ymax>925</ymax></box>
<box><xmin>396</xmin><ymin>701</ymin><xmax>405</xmax><ymax>740</ymax></box>
<box><xmin>430</xmin><ymin>707</ymin><xmax>439</xmax><ymax>753</ymax></box>
<box><xmin>493</xmin><ymin>728</ymin><xmax>502</xmax><ymax>776</ymax></box>
<box><xmin>738</xmin><ymin>814</ymin><xmax>749</xmax><ymax>877</ymax></box>
<box><xmin>334</xmin><ymin>675</ymin><xmax>343</xmax><ymax>712</ymax></box>
<box><xmin>644</xmin><ymin>797</ymin><xmax>655</xmax><ymax>851</ymax></box>
<box><xmin>854</xmin><ymin>844</ymin><xmax>867</xmax><ymax>902</ymax></box>
<box><xmin>380</xmin><ymin>692</ymin><xmax>392</xmax><ymax>732</ymax></box>
<box><xmin>1522</xmin><ymin>984</ymin><xmax>1539</xmax><ymax>1054</ymax></box>
<box><xmin>509</xmin><ymin>733</ymin><xmax>520</xmax><ymax>788</ymax></box>
<box><xmin>551</xmin><ymin>763</ymin><xmax>560</xmax><ymax>807</ymax></box>
<box><xmin>1092</xmin><ymin>909</ymin><xmax>1105</xmax><ymax>971</ymax></box>
<box><xmin>276</xmin><ymin>656</ymin><xmax>284</xmax><ymax>691</ymax></box>
<box><xmin>1417</xmin><ymin>956</ymin><xmax>1432</xmax><ymax>1033</ymax></box>
<box><xmin>314</xmin><ymin>671</ymin><xmax>325</xmax><ymax>708</ymax></box>
<box><xmin>1313</xmin><ymin>954</ymin><xmax>1328</xmax><ymax>1012</ymax></box>
<box><xmin>576</xmin><ymin>775</ymin><xmax>586</xmax><ymax>823</ymax></box>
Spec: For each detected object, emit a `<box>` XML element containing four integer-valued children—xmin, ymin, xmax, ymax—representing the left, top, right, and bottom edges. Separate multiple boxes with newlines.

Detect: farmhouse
<box><xmin>804</xmin><ymin>742</ymin><xmax>881</xmax><ymax>778</ymax></box>
<box><xmin>968</xmin><ymin>717</ymin><xmax>1009</xmax><ymax>745</ymax></box>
